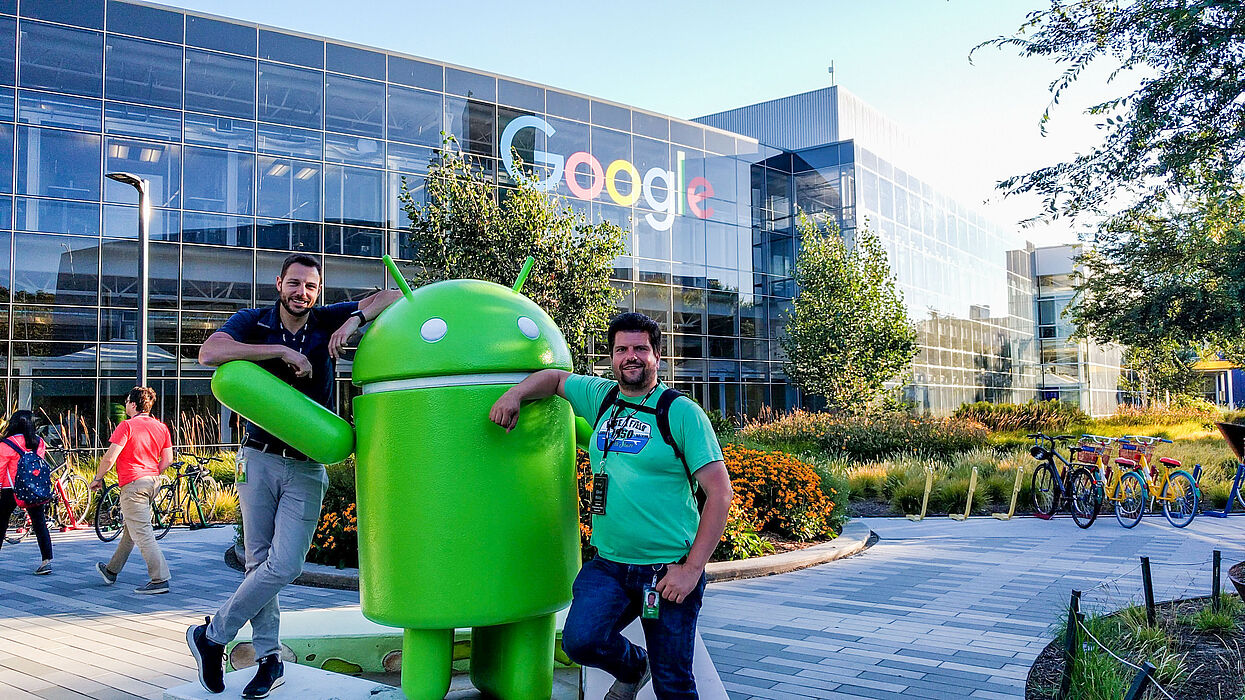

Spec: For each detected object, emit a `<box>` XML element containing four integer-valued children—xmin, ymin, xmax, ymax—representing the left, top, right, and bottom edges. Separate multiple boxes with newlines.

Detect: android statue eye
<box><xmin>517</xmin><ymin>316</ymin><xmax>540</xmax><ymax>340</ymax></box>
<box><xmin>420</xmin><ymin>317</ymin><xmax>447</xmax><ymax>343</ymax></box>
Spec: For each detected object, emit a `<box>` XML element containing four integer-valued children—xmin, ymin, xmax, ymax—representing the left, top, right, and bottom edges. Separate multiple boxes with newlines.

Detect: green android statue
<box><xmin>211</xmin><ymin>255</ymin><xmax>580</xmax><ymax>700</ymax></box>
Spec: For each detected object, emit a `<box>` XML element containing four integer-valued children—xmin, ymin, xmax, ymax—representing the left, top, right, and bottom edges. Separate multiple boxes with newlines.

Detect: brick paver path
<box><xmin>0</xmin><ymin>515</ymin><xmax>1242</xmax><ymax>698</ymax></box>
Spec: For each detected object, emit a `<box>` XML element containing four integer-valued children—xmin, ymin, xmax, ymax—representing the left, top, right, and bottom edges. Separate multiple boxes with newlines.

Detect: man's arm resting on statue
<box><xmin>329</xmin><ymin>289</ymin><xmax>403</xmax><ymax>358</ymax></box>
<box><xmin>656</xmin><ymin>460</ymin><xmax>732</xmax><ymax>604</ymax></box>
<box><xmin>199</xmin><ymin>332</ymin><xmax>298</xmax><ymax>368</ymax></box>
<box><xmin>488</xmin><ymin>369</ymin><xmax>572</xmax><ymax>432</ymax></box>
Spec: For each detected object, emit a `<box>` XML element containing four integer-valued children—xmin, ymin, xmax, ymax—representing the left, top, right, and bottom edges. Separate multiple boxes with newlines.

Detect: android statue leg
<box><xmin>401</xmin><ymin>627</ymin><xmax>453</xmax><ymax>700</ymax></box>
<box><xmin>469</xmin><ymin>613</ymin><xmax>556</xmax><ymax>699</ymax></box>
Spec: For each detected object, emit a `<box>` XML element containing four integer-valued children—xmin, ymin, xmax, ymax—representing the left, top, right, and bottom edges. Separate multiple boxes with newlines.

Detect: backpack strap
<box><xmin>654</xmin><ymin>389</ymin><xmax>693</xmax><ymax>488</ymax></box>
<box><xmin>594</xmin><ymin>385</ymin><xmax>622</xmax><ymax>432</ymax></box>
<box><xmin>2</xmin><ymin>438</ymin><xmax>26</xmax><ymax>454</ymax></box>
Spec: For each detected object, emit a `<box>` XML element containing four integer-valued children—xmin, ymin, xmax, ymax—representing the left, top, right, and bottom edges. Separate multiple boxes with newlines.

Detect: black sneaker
<box><xmin>33</xmin><ymin>561</ymin><xmax>51</xmax><ymax>576</ymax></box>
<box><xmin>242</xmin><ymin>655</ymin><xmax>284</xmax><ymax>699</ymax></box>
<box><xmin>96</xmin><ymin>562</ymin><xmax>117</xmax><ymax>585</ymax></box>
<box><xmin>135</xmin><ymin>580</ymin><xmax>169</xmax><ymax>595</ymax></box>
<box><xmin>187</xmin><ymin>616</ymin><xmax>225</xmax><ymax>693</ymax></box>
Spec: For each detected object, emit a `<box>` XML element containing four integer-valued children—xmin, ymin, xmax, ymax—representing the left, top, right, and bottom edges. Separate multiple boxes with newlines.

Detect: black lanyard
<box><xmin>598</xmin><ymin>386</ymin><xmax>657</xmax><ymax>468</ymax></box>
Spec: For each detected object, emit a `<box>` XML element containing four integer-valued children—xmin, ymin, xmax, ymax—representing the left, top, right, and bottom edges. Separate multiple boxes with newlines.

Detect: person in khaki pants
<box><xmin>90</xmin><ymin>387</ymin><xmax>174</xmax><ymax>594</ymax></box>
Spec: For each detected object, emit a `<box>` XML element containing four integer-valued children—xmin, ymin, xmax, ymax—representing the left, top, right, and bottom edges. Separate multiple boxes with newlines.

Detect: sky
<box><xmin>160</xmin><ymin>0</ymin><xmax>1118</xmax><ymax>248</ymax></box>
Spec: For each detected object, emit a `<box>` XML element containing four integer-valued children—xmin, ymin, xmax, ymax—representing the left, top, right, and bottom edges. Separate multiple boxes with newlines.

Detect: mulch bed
<box><xmin>848</xmin><ymin>496</ymin><xmax>1035</xmax><ymax>518</ymax></box>
<box><xmin>1026</xmin><ymin>596</ymin><xmax>1245</xmax><ymax>700</ymax></box>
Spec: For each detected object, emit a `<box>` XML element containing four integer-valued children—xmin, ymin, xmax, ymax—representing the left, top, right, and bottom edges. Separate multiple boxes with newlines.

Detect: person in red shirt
<box><xmin>91</xmin><ymin>387</ymin><xmax>174</xmax><ymax>595</ymax></box>
<box><xmin>0</xmin><ymin>410</ymin><xmax>53</xmax><ymax>575</ymax></box>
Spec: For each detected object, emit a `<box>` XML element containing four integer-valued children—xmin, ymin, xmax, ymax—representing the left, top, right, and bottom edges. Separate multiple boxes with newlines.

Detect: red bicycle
<box><xmin>5</xmin><ymin>459</ymin><xmax>92</xmax><ymax>544</ymax></box>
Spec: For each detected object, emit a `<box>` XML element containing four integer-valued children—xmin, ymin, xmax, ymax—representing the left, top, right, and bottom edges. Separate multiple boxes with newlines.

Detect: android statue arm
<box><xmin>489</xmin><ymin>369</ymin><xmax>593</xmax><ymax>450</ymax></box>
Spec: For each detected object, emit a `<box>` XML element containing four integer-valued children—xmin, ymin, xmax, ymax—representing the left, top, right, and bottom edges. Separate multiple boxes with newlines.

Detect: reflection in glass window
<box><xmin>104</xmin><ymin>35</ymin><xmax>182</xmax><ymax>109</ymax></box>
<box><xmin>324</xmin><ymin>74</ymin><xmax>383</xmax><ymax>137</ymax></box>
<box><xmin>106</xmin><ymin>1</ymin><xmax>183</xmax><ymax>43</ymax></box>
<box><xmin>186</xmin><ymin>15</ymin><xmax>256</xmax><ymax>56</ymax></box>
<box><xmin>0</xmin><ymin>122</ymin><xmax>10</xmax><ymax>193</ymax></box>
<box><xmin>185</xmin><ymin>50</ymin><xmax>255</xmax><ymax>119</ymax></box>
<box><xmin>257</xmin><ymin>156</ymin><xmax>320</xmax><ymax>221</ymax></box>
<box><xmin>259</xmin><ymin>30</ymin><xmax>323</xmax><ymax>69</ymax></box>
<box><xmin>387</xmin><ymin>171</ymin><xmax>425</xmax><ymax>229</ymax></box>
<box><xmin>388</xmin><ymin>56</ymin><xmax>441</xmax><ymax>91</ymax></box>
<box><xmin>325</xmin><ymin>225</ymin><xmax>382</xmax><ymax>258</ymax></box>
<box><xmin>103</xmin><ymin>205</ymin><xmax>179</xmax><ymax>241</ymax></box>
<box><xmin>257</xmin><ymin>122</ymin><xmax>321</xmax><ymax>159</ymax></box>
<box><xmin>324</xmin><ymin>133</ymin><xmax>382</xmax><ymax>166</ymax></box>
<box><xmin>444</xmin><ymin>97</ymin><xmax>494</xmax><ymax>158</ymax></box>
<box><xmin>14</xmin><ymin>197</ymin><xmax>99</xmax><ymax>236</ymax></box>
<box><xmin>181</xmin><ymin>244</ymin><xmax>255</xmax><ymax>312</ymax></box>
<box><xmin>17</xmin><ymin>90</ymin><xmax>101</xmax><ymax>131</ymax></box>
<box><xmin>259</xmin><ymin>62</ymin><xmax>322</xmax><ymax>129</ymax></box>
<box><xmin>325</xmin><ymin>165</ymin><xmax>382</xmax><ymax>228</ymax></box>
<box><xmin>104</xmin><ymin>137</ymin><xmax>180</xmax><ymax>207</ymax></box>
<box><xmin>19</xmin><ymin>22</ymin><xmax>103</xmax><ymax>97</ymax></box>
<box><xmin>0</xmin><ymin>16</ymin><xmax>15</xmax><ymax>87</ymax></box>
<box><xmin>105</xmin><ymin>102</ymin><xmax>180</xmax><ymax>142</ymax></box>
<box><xmin>254</xmin><ymin>219</ymin><xmax>320</xmax><ymax>252</ymax></box>
<box><xmin>183</xmin><ymin>146</ymin><xmax>253</xmax><ymax>215</ymax></box>
<box><xmin>11</xmin><ymin>232</ymin><xmax>99</xmax><ymax>306</ymax></box>
<box><xmin>181</xmin><ymin>212</ymin><xmax>253</xmax><ymax>247</ymax></box>
<box><xmin>16</xmin><ymin>127</ymin><xmax>100</xmax><ymax>200</ymax></box>
<box><xmin>184</xmin><ymin>113</ymin><xmax>253</xmax><ymax>150</ymax></box>
<box><xmin>101</xmin><ymin>239</ymin><xmax>179</xmax><ymax>309</ymax></box>
<box><xmin>387</xmin><ymin>86</ymin><xmax>441</xmax><ymax>147</ymax></box>
<box><xmin>326</xmin><ymin>44</ymin><xmax>384</xmax><ymax>80</ymax></box>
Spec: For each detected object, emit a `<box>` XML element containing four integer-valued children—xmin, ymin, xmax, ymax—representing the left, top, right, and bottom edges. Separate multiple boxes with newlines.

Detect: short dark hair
<box><xmin>607</xmin><ymin>312</ymin><xmax>662</xmax><ymax>355</ymax></box>
<box><xmin>280</xmin><ymin>253</ymin><xmax>322</xmax><ymax>278</ymax></box>
<box><xmin>127</xmin><ymin>387</ymin><xmax>157</xmax><ymax>413</ymax></box>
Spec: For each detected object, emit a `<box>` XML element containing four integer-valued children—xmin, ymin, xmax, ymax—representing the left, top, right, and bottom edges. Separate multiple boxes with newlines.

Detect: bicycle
<box><xmin>1074</xmin><ymin>434</ymin><xmax>1144</xmax><ymax>529</ymax></box>
<box><xmin>1112</xmin><ymin>435</ymin><xmax>1199</xmax><ymax>528</ymax></box>
<box><xmin>5</xmin><ymin>460</ymin><xmax>92</xmax><ymax>544</ymax></box>
<box><xmin>93</xmin><ymin>453</ymin><xmax>223</xmax><ymax>542</ymax></box>
<box><xmin>1027</xmin><ymin>433</ymin><xmax>1101</xmax><ymax>528</ymax></box>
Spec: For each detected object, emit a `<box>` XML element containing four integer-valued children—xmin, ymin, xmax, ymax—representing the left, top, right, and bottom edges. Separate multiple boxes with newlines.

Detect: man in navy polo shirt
<box><xmin>186</xmin><ymin>253</ymin><xmax>400</xmax><ymax>698</ymax></box>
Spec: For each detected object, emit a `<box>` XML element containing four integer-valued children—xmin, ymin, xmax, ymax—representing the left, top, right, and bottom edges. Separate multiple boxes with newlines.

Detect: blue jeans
<box><xmin>561</xmin><ymin>556</ymin><xmax>706</xmax><ymax>699</ymax></box>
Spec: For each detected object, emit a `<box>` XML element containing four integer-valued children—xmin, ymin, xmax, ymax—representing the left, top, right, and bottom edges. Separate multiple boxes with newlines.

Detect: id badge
<box><xmin>589</xmin><ymin>472</ymin><xmax>608</xmax><ymax>515</ymax></box>
<box><xmin>642</xmin><ymin>584</ymin><xmax>661</xmax><ymax>619</ymax></box>
<box><xmin>235</xmin><ymin>450</ymin><xmax>248</xmax><ymax>485</ymax></box>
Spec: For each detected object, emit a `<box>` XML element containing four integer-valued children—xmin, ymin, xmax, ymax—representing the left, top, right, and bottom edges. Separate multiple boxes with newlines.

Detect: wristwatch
<box><xmin>349</xmin><ymin>309</ymin><xmax>368</xmax><ymax>324</ymax></box>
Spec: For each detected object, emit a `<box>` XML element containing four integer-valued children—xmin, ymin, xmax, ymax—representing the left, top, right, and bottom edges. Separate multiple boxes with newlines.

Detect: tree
<box><xmin>779</xmin><ymin>215</ymin><xmax>918</xmax><ymax>413</ymax></box>
<box><xmin>976</xmin><ymin>1</ymin><xmax>1245</xmax><ymax>222</ymax></box>
<box><xmin>1069</xmin><ymin>184</ymin><xmax>1245</xmax><ymax>361</ymax></box>
<box><xmin>400</xmin><ymin>140</ymin><xmax>626</xmax><ymax>372</ymax></box>
<box><xmin>1118</xmin><ymin>341</ymin><xmax>1205</xmax><ymax>406</ymax></box>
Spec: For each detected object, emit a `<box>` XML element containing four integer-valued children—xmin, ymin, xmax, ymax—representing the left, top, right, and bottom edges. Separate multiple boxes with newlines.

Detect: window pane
<box><xmin>100</xmin><ymin>239</ymin><xmax>178</xmax><ymax>308</ymax></box>
<box><xmin>183</xmin><ymin>146</ymin><xmax>253</xmax><ymax>215</ymax></box>
<box><xmin>12</xmin><ymin>232</ymin><xmax>99</xmax><ymax>305</ymax></box>
<box><xmin>185</xmin><ymin>49</ymin><xmax>255</xmax><ymax>119</ymax></box>
<box><xmin>259</xmin><ymin>30</ymin><xmax>322</xmax><ymax>69</ymax></box>
<box><xmin>324</xmin><ymin>74</ymin><xmax>383</xmax><ymax>137</ymax></box>
<box><xmin>325</xmin><ymin>225</ymin><xmax>382</xmax><ymax>258</ymax></box>
<box><xmin>257</xmin><ymin>156</ymin><xmax>320</xmax><ymax>221</ymax></box>
<box><xmin>0</xmin><ymin>121</ymin><xmax>10</xmax><ymax>193</ymax></box>
<box><xmin>444</xmin><ymin>97</ymin><xmax>494</xmax><ymax>158</ymax></box>
<box><xmin>106</xmin><ymin>1</ymin><xmax>183</xmax><ymax>43</ymax></box>
<box><xmin>19</xmin><ymin>22</ymin><xmax>103</xmax><ymax>97</ymax></box>
<box><xmin>186</xmin><ymin>15</ymin><xmax>256</xmax><ymax>56</ymax></box>
<box><xmin>324</xmin><ymin>133</ymin><xmax>382</xmax><ymax>166</ymax></box>
<box><xmin>104</xmin><ymin>137</ymin><xmax>180</xmax><ymax>207</ymax></box>
<box><xmin>388</xmin><ymin>55</ymin><xmax>441</xmax><ymax>90</ymax></box>
<box><xmin>258</xmin><ymin>62</ymin><xmax>322</xmax><ymax>129</ymax></box>
<box><xmin>254</xmin><ymin>219</ymin><xmax>320</xmax><ymax>252</ymax></box>
<box><xmin>21</xmin><ymin>0</ymin><xmax>102</xmax><ymax>29</ymax></box>
<box><xmin>17</xmin><ymin>90</ymin><xmax>101</xmax><ymax>131</ymax></box>
<box><xmin>103</xmin><ymin>205</ymin><xmax>178</xmax><ymax>241</ymax></box>
<box><xmin>17</xmin><ymin>126</ymin><xmax>100</xmax><ymax>200</ymax></box>
<box><xmin>445</xmin><ymin>67</ymin><xmax>494</xmax><ymax>101</ymax></box>
<box><xmin>180</xmin><ymin>212</ymin><xmax>252</xmax><ymax>247</ymax></box>
<box><xmin>326</xmin><ymin>43</ymin><xmax>384</xmax><ymax>80</ymax></box>
<box><xmin>104</xmin><ymin>35</ymin><xmax>182</xmax><ymax>109</ymax></box>
<box><xmin>257</xmin><ymin>122</ymin><xmax>321</xmax><ymax>159</ymax></box>
<box><xmin>14</xmin><ymin>197</ymin><xmax>99</xmax><ymax>236</ymax></box>
<box><xmin>324</xmin><ymin>165</ymin><xmax>382</xmax><ymax>228</ymax></box>
<box><xmin>322</xmin><ymin>254</ymin><xmax>381</xmax><ymax>303</ymax></box>
<box><xmin>184</xmin><ymin>112</ymin><xmax>253</xmax><ymax>150</ymax></box>
<box><xmin>105</xmin><ymin>102</ymin><xmax>180</xmax><ymax>142</ymax></box>
<box><xmin>181</xmin><ymin>244</ymin><xmax>254</xmax><ymax>311</ymax></box>
<box><xmin>387</xmin><ymin>85</ymin><xmax>441</xmax><ymax>146</ymax></box>
<box><xmin>0</xmin><ymin>16</ymin><xmax>15</xmax><ymax>87</ymax></box>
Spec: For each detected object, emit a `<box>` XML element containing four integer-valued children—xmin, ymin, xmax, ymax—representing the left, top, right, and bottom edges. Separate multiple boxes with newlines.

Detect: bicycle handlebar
<box><xmin>1120</xmin><ymin>435</ymin><xmax>1172</xmax><ymax>445</ymax></box>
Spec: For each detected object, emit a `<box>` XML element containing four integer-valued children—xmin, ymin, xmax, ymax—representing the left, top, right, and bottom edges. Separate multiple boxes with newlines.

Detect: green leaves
<box><xmin>779</xmin><ymin>214</ymin><xmax>918</xmax><ymax>413</ymax></box>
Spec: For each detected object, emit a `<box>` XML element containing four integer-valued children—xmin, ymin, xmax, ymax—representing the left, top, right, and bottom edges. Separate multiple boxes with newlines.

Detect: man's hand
<box><xmin>489</xmin><ymin>390</ymin><xmax>522</xmax><ymax>432</ymax></box>
<box><xmin>655</xmin><ymin>562</ymin><xmax>702</xmax><ymax>604</ymax></box>
<box><xmin>89</xmin><ymin>477</ymin><xmax>104</xmax><ymax>492</ymax></box>
<box><xmin>329</xmin><ymin>316</ymin><xmax>362</xmax><ymax>359</ymax></box>
<box><xmin>282</xmin><ymin>346</ymin><xmax>313</xmax><ymax>378</ymax></box>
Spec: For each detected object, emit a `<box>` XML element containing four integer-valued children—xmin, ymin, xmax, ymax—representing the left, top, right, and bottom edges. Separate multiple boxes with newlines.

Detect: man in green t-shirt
<box><xmin>490</xmin><ymin>312</ymin><xmax>732</xmax><ymax>699</ymax></box>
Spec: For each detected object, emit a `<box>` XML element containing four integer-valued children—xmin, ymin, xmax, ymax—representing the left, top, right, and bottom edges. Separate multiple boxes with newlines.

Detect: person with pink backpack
<box><xmin>0</xmin><ymin>410</ymin><xmax>53</xmax><ymax>575</ymax></box>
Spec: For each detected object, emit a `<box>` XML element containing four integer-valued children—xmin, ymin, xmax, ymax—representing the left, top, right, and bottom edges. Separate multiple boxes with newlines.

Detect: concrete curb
<box><xmin>224</xmin><ymin>520</ymin><xmax>875</xmax><ymax>591</ymax></box>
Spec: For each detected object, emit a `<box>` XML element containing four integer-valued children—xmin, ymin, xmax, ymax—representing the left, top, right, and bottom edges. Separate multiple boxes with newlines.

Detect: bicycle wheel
<box><xmin>5</xmin><ymin>506</ymin><xmax>28</xmax><ymax>544</ymax></box>
<box><xmin>94</xmin><ymin>484</ymin><xmax>124</xmax><ymax>542</ymax></box>
<box><xmin>194</xmin><ymin>475</ymin><xmax>221</xmax><ymax>524</ymax></box>
<box><xmin>1068</xmin><ymin>468</ymin><xmax>1100</xmax><ymax>529</ymax></box>
<box><xmin>57</xmin><ymin>472</ymin><xmax>91</xmax><ymax>527</ymax></box>
<box><xmin>153</xmin><ymin>484</ymin><xmax>177</xmax><ymax>540</ymax></box>
<box><xmin>1031</xmin><ymin>463</ymin><xmax>1059</xmax><ymax>518</ymax></box>
<box><xmin>1236</xmin><ymin>473</ymin><xmax>1245</xmax><ymax>512</ymax></box>
<box><xmin>1114</xmin><ymin>471</ymin><xmax>1146</xmax><ymax>529</ymax></box>
<box><xmin>1162</xmin><ymin>471</ymin><xmax>1199</xmax><ymax>528</ymax></box>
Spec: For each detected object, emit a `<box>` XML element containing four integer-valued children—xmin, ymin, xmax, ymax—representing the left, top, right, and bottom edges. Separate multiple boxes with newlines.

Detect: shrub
<box><xmin>1100</xmin><ymin>396</ymin><xmax>1221</xmax><ymax>427</ymax></box>
<box><xmin>953</xmin><ymin>399</ymin><xmax>1089</xmax><ymax>432</ymax></box>
<box><xmin>723</xmin><ymin>444</ymin><xmax>838</xmax><ymax>541</ymax></box>
<box><xmin>212</xmin><ymin>485</ymin><xmax>240</xmax><ymax>524</ymax></box>
<box><xmin>742</xmin><ymin>409</ymin><xmax>987</xmax><ymax>461</ymax></box>
<box><xmin>714</xmin><ymin>499</ymin><xmax>774</xmax><ymax>560</ymax></box>
<box><xmin>306</xmin><ymin>502</ymin><xmax>358</xmax><ymax>569</ymax></box>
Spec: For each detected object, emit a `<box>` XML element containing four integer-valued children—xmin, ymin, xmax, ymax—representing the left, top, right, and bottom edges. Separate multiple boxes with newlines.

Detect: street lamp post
<box><xmin>105</xmin><ymin>172</ymin><xmax>151</xmax><ymax>387</ymax></box>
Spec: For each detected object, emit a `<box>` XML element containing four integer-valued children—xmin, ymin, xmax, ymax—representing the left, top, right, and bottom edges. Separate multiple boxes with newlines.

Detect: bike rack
<box><xmin>905</xmin><ymin>465</ymin><xmax>935</xmax><ymax>522</ymax></box>
<box><xmin>949</xmin><ymin>466</ymin><xmax>978</xmax><ymax>522</ymax></box>
<box><xmin>992</xmin><ymin>466</ymin><xmax>1025</xmax><ymax>521</ymax></box>
<box><xmin>1202</xmin><ymin>462</ymin><xmax>1245</xmax><ymax>518</ymax></box>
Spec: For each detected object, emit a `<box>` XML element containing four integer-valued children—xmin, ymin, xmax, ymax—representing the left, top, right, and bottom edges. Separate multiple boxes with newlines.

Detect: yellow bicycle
<box><xmin>1111</xmin><ymin>436</ymin><xmax>1199</xmax><ymax>528</ymax></box>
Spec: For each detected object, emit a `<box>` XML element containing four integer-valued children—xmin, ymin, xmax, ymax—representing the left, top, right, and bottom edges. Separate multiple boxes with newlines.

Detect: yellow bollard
<box><xmin>949</xmin><ymin>466</ymin><xmax>979</xmax><ymax>521</ymax></box>
<box><xmin>992</xmin><ymin>466</ymin><xmax>1025</xmax><ymax>521</ymax></box>
<box><xmin>906</xmin><ymin>466</ymin><xmax>935</xmax><ymax>522</ymax></box>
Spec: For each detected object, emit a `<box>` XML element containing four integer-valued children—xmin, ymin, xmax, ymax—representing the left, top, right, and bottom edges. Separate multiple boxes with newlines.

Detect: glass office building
<box><xmin>0</xmin><ymin>0</ymin><xmax>1042</xmax><ymax>447</ymax></box>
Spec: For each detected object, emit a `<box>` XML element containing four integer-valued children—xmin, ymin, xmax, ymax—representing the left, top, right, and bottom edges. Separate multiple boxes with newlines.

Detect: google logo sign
<box><xmin>500</xmin><ymin>115</ymin><xmax>714</xmax><ymax>232</ymax></box>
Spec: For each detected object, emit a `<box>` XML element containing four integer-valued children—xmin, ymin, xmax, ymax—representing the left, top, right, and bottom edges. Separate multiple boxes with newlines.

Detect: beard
<box><xmin>280</xmin><ymin>294</ymin><xmax>313</xmax><ymax>318</ymax></box>
<box><xmin>617</xmin><ymin>363</ymin><xmax>656</xmax><ymax>392</ymax></box>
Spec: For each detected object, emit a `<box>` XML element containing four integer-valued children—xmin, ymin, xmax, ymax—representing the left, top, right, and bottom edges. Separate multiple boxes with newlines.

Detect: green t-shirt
<box><xmin>563</xmin><ymin>374</ymin><xmax>725</xmax><ymax>565</ymax></box>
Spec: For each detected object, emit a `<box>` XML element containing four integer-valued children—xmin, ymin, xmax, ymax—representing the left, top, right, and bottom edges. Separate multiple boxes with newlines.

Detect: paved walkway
<box><xmin>0</xmin><ymin>515</ymin><xmax>1241</xmax><ymax>699</ymax></box>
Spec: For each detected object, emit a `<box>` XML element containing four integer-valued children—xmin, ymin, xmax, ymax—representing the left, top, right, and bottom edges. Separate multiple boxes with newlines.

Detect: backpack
<box><xmin>4</xmin><ymin>438</ymin><xmax>52</xmax><ymax>508</ymax></box>
<box><xmin>594</xmin><ymin>386</ymin><xmax>706</xmax><ymax>511</ymax></box>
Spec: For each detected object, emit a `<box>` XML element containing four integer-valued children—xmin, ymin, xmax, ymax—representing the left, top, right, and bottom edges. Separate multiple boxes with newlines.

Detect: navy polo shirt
<box><xmin>217</xmin><ymin>300</ymin><xmax>359</xmax><ymax>451</ymax></box>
